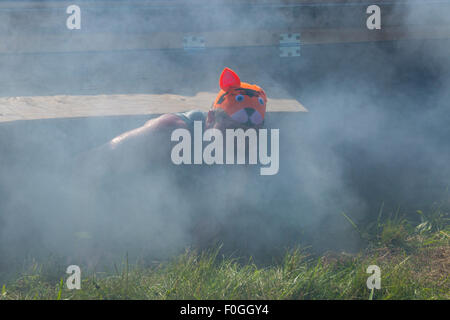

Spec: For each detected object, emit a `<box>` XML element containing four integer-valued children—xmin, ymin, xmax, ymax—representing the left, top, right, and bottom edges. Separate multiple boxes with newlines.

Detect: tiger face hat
<box><xmin>212</xmin><ymin>68</ymin><xmax>267</xmax><ymax>126</ymax></box>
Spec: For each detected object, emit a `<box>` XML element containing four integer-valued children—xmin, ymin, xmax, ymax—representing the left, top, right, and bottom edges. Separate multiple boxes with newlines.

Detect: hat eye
<box><xmin>235</xmin><ymin>94</ymin><xmax>244</xmax><ymax>102</ymax></box>
<box><xmin>258</xmin><ymin>97</ymin><xmax>265</xmax><ymax>105</ymax></box>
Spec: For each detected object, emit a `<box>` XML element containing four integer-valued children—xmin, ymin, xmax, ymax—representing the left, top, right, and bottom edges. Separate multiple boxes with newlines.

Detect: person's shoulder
<box><xmin>144</xmin><ymin>113</ymin><xmax>188</xmax><ymax>130</ymax></box>
<box><xmin>183</xmin><ymin>110</ymin><xmax>207</xmax><ymax>122</ymax></box>
<box><xmin>147</xmin><ymin>110</ymin><xmax>207</xmax><ymax>131</ymax></box>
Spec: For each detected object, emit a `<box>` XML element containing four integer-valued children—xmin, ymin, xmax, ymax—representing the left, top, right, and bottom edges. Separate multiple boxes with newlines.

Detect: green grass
<box><xmin>1</xmin><ymin>209</ymin><xmax>449</xmax><ymax>300</ymax></box>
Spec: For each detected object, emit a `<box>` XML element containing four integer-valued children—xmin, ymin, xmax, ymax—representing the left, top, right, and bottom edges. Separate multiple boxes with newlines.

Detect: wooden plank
<box><xmin>0</xmin><ymin>3</ymin><xmax>444</xmax><ymax>34</ymax></box>
<box><xmin>2</xmin><ymin>25</ymin><xmax>450</xmax><ymax>54</ymax></box>
<box><xmin>1</xmin><ymin>0</ymin><xmax>449</xmax><ymax>54</ymax></box>
<box><xmin>0</xmin><ymin>1</ymin><xmax>400</xmax><ymax>10</ymax></box>
<box><xmin>0</xmin><ymin>89</ymin><xmax>307</xmax><ymax>123</ymax></box>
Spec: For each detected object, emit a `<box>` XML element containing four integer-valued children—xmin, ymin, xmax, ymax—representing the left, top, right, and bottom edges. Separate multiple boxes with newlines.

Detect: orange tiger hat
<box><xmin>212</xmin><ymin>68</ymin><xmax>267</xmax><ymax>126</ymax></box>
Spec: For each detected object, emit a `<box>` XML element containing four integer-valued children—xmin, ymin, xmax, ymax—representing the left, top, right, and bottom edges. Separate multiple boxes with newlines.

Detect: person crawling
<box><xmin>81</xmin><ymin>67</ymin><xmax>269</xmax><ymax>177</ymax></box>
<box><xmin>71</xmin><ymin>68</ymin><xmax>278</xmax><ymax>255</ymax></box>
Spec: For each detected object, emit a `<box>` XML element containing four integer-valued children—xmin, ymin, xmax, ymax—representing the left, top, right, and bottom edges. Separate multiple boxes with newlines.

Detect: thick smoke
<box><xmin>1</xmin><ymin>1</ymin><xmax>450</xmax><ymax>277</ymax></box>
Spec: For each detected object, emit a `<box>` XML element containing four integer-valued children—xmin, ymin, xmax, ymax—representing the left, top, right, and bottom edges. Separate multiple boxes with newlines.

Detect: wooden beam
<box><xmin>0</xmin><ymin>1</ymin><xmax>400</xmax><ymax>10</ymax></box>
<box><xmin>0</xmin><ymin>89</ymin><xmax>307</xmax><ymax>123</ymax></box>
<box><xmin>2</xmin><ymin>25</ymin><xmax>450</xmax><ymax>54</ymax></box>
<box><xmin>1</xmin><ymin>0</ymin><xmax>449</xmax><ymax>54</ymax></box>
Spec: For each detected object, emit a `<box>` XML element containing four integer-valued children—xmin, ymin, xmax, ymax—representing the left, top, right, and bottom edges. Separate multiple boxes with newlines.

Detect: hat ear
<box><xmin>219</xmin><ymin>68</ymin><xmax>241</xmax><ymax>91</ymax></box>
<box><xmin>260</xmin><ymin>89</ymin><xmax>267</xmax><ymax>101</ymax></box>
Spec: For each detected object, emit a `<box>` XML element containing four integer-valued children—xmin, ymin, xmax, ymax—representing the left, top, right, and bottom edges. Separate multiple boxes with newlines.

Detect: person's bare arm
<box><xmin>108</xmin><ymin>113</ymin><xmax>187</xmax><ymax>150</ymax></box>
<box><xmin>74</xmin><ymin>113</ymin><xmax>187</xmax><ymax>183</ymax></box>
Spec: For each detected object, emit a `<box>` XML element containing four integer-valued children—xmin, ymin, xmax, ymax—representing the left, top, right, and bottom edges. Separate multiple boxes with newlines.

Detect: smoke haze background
<box><xmin>0</xmin><ymin>1</ymin><xmax>449</xmax><ymax>278</ymax></box>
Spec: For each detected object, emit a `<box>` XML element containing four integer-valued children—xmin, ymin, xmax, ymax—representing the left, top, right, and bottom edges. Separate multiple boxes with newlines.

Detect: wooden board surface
<box><xmin>3</xmin><ymin>26</ymin><xmax>449</xmax><ymax>54</ymax></box>
<box><xmin>0</xmin><ymin>1</ymin><xmax>402</xmax><ymax>9</ymax></box>
<box><xmin>1</xmin><ymin>1</ymin><xmax>449</xmax><ymax>53</ymax></box>
<box><xmin>0</xmin><ymin>90</ymin><xmax>307</xmax><ymax>123</ymax></box>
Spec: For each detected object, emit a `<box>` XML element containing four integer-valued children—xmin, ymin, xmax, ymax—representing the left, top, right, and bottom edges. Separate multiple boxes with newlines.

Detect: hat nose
<box><xmin>244</xmin><ymin>108</ymin><xmax>255</xmax><ymax>116</ymax></box>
